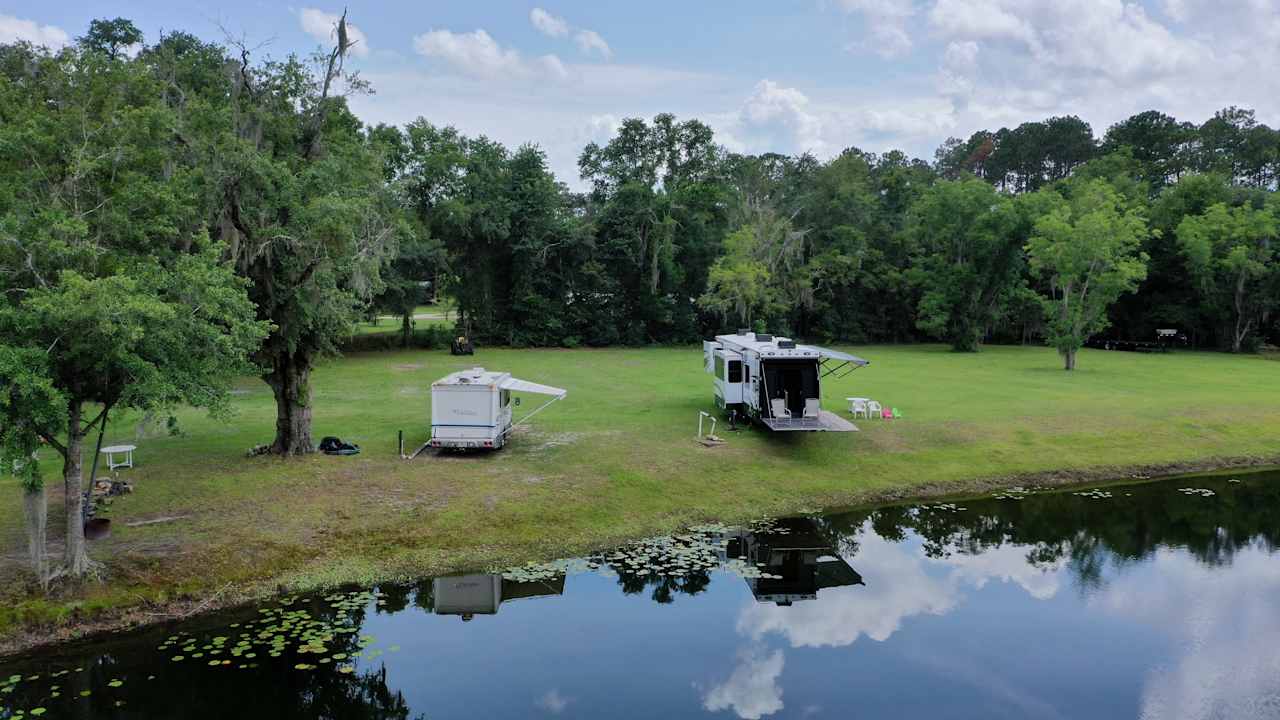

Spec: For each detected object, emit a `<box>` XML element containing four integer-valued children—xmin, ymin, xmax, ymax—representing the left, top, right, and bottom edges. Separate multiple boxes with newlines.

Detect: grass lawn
<box><xmin>353</xmin><ymin>303</ymin><xmax>455</xmax><ymax>335</ymax></box>
<box><xmin>2</xmin><ymin>343</ymin><xmax>1279</xmax><ymax>643</ymax></box>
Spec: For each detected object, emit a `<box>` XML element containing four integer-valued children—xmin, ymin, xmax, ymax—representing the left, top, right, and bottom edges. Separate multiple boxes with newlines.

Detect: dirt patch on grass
<box><xmin>514</xmin><ymin>428</ymin><xmax>622</xmax><ymax>453</ymax></box>
<box><xmin>393</xmin><ymin>363</ymin><xmax>424</xmax><ymax>371</ymax></box>
<box><xmin>865</xmin><ymin>428</ymin><xmax>913</xmax><ymax>453</ymax></box>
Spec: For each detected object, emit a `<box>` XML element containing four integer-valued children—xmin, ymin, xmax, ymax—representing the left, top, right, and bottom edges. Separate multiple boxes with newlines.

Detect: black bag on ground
<box><xmin>319</xmin><ymin>436</ymin><xmax>360</xmax><ymax>455</ymax></box>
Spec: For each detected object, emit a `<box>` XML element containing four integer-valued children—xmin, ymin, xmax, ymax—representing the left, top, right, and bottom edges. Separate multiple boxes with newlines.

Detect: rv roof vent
<box><xmin>754</xmin><ymin>333</ymin><xmax>773</xmax><ymax>342</ymax></box>
<box><xmin>777</xmin><ymin>340</ymin><xmax>796</xmax><ymax>349</ymax></box>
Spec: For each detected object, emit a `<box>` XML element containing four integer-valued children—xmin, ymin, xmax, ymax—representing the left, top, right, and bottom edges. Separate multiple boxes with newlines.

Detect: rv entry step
<box><xmin>760</xmin><ymin>411</ymin><xmax>858</xmax><ymax>432</ymax></box>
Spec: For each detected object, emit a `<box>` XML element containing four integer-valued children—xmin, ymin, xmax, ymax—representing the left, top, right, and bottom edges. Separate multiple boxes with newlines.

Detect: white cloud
<box><xmin>530</xmin><ymin>8</ymin><xmax>569</xmax><ymax>39</ymax></box>
<box><xmin>942</xmin><ymin>40</ymin><xmax>979</xmax><ymax>72</ymax></box>
<box><xmin>298</xmin><ymin>8</ymin><xmax>369</xmax><ymax>58</ymax></box>
<box><xmin>928</xmin><ymin>542</ymin><xmax>1065</xmax><ymax>601</ymax></box>
<box><xmin>412</xmin><ymin>29</ymin><xmax>567</xmax><ymax>81</ymax></box>
<box><xmin>348</xmin><ymin>63</ymin><xmax>729</xmax><ymax>186</ymax></box>
<box><xmin>574</xmin><ymin>29</ymin><xmax>613</xmax><ymax>59</ymax></box>
<box><xmin>534</xmin><ymin>688</ymin><xmax>571</xmax><ymax>714</ymax></box>
<box><xmin>702</xmin><ymin>647</ymin><xmax>785</xmax><ymax>720</ymax></box>
<box><xmin>530</xmin><ymin>9</ymin><xmax>613</xmax><ymax>60</ymax></box>
<box><xmin>928</xmin><ymin>0</ymin><xmax>1037</xmax><ymax>48</ymax></box>
<box><xmin>927</xmin><ymin>0</ymin><xmax>1208</xmax><ymax>84</ymax></box>
<box><xmin>915</xmin><ymin>0</ymin><xmax>1280</xmax><ymax>162</ymax></box>
<box><xmin>1092</xmin><ymin>546</ymin><xmax>1280</xmax><ymax>720</ymax></box>
<box><xmin>937</xmin><ymin>40</ymin><xmax>980</xmax><ymax>102</ymax></box>
<box><xmin>739</xmin><ymin>80</ymin><xmax>827</xmax><ymax>154</ymax></box>
<box><xmin>0</xmin><ymin>13</ymin><xmax>69</xmax><ymax>49</ymax></box>
<box><xmin>834</xmin><ymin>0</ymin><xmax>917</xmax><ymax>57</ymax></box>
<box><xmin>1161</xmin><ymin>0</ymin><xmax>1191</xmax><ymax>23</ymax></box>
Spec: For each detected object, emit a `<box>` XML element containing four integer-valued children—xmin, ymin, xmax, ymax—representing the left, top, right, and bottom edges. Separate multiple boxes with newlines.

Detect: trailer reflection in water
<box><xmin>725</xmin><ymin>518</ymin><xmax>864</xmax><ymax>606</ymax></box>
<box><xmin>432</xmin><ymin>574</ymin><xmax>565</xmax><ymax>620</ymax></box>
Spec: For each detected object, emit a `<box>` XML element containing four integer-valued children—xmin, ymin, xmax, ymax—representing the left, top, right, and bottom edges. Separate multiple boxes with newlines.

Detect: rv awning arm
<box><xmin>499</xmin><ymin>377</ymin><xmax>567</xmax><ymax>437</ymax></box>
<box><xmin>800</xmin><ymin>345</ymin><xmax>870</xmax><ymax>379</ymax></box>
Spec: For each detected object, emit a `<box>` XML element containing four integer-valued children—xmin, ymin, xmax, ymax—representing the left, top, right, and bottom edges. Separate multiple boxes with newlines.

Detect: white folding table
<box><xmin>100</xmin><ymin>444</ymin><xmax>137</xmax><ymax>470</ymax></box>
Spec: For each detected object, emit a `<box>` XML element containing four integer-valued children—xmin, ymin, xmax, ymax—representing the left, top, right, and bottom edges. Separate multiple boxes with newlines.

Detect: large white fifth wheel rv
<box><xmin>703</xmin><ymin>330</ymin><xmax>868</xmax><ymax>432</ymax></box>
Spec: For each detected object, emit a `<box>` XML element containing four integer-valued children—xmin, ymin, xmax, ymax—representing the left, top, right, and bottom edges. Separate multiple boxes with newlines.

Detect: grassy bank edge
<box><xmin>3</xmin><ymin>454</ymin><xmax>1277</xmax><ymax>660</ymax></box>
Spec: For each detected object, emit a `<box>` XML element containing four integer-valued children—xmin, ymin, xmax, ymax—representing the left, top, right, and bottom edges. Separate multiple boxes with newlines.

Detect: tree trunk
<box><xmin>63</xmin><ymin>398</ymin><xmax>94</xmax><ymax>577</ymax></box>
<box><xmin>401</xmin><ymin>312</ymin><xmax>413</xmax><ymax>349</ymax></box>
<box><xmin>22</xmin><ymin>483</ymin><xmax>48</xmax><ymax>588</ymax></box>
<box><xmin>1063</xmin><ymin>348</ymin><xmax>1077</xmax><ymax>371</ymax></box>
<box><xmin>265</xmin><ymin>352</ymin><xmax>314</xmax><ymax>455</ymax></box>
<box><xmin>1233</xmin><ymin>272</ymin><xmax>1248</xmax><ymax>353</ymax></box>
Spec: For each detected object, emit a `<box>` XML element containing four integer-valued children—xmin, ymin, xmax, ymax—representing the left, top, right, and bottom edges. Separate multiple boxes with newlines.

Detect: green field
<box><xmin>352</xmin><ymin>303</ymin><xmax>455</xmax><ymax>335</ymax></box>
<box><xmin>3</xmin><ymin>344</ymin><xmax>1279</xmax><ymax>644</ymax></box>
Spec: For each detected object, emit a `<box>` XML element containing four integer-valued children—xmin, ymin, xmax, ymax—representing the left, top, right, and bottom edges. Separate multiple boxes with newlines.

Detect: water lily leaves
<box><xmin>30</xmin><ymin>708</ymin><xmax>47</xmax><ymax>716</ymax></box>
<box><xmin>171</xmin><ymin>656</ymin><xmax>185</xmax><ymax>662</ymax></box>
<box><xmin>337</xmin><ymin>665</ymin><xmax>355</xmax><ymax>674</ymax></box>
<box><xmin>79</xmin><ymin>690</ymin><xmax>91</xmax><ymax>697</ymax></box>
<box><xmin>108</xmin><ymin>679</ymin><xmax>123</xmax><ymax>688</ymax></box>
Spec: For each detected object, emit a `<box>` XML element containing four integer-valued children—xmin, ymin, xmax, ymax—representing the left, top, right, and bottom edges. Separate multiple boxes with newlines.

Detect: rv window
<box><xmin>728</xmin><ymin>360</ymin><xmax>743</xmax><ymax>383</ymax></box>
<box><xmin>714</xmin><ymin>355</ymin><xmax>725</xmax><ymax>378</ymax></box>
<box><xmin>501</xmin><ymin>389</ymin><xmax>511</xmax><ymax>406</ymax></box>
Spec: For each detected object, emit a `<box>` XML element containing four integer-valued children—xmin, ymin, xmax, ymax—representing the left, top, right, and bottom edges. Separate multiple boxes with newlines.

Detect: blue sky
<box><xmin>4</xmin><ymin>1</ymin><xmax>1279</xmax><ymax>187</ymax></box>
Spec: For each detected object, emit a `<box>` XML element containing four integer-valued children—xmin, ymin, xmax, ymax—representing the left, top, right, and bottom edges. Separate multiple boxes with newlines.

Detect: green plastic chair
<box><xmin>892</xmin><ymin>407</ymin><xmax>902</xmax><ymax>419</ymax></box>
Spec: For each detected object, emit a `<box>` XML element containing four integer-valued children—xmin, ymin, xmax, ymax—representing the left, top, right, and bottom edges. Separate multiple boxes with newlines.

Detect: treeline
<box><xmin>379</xmin><ymin>108</ymin><xmax>1280</xmax><ymax>356</ymax></box>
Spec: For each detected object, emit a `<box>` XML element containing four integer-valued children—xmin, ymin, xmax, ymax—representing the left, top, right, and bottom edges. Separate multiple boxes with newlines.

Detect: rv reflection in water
<box><xmin>432</xmin><ymin>574</ymin><xmax>566</xmax><ymax>621</ymax></box>
<box><xmin>726</xmin><ymin>518</ymin><xmax>864</xmax><ymax>605</ymax></box>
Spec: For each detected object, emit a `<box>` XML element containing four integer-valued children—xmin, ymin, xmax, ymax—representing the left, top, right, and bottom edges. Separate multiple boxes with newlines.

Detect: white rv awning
<box><xmin>800</xmin><ymin>345</ymin><xmax>870</xmax><ymax>366</ymax></box>
<box><xmin>500</xmin><ymin>378</ymin><xmax>568</xmax><ymax>398</ymax></box>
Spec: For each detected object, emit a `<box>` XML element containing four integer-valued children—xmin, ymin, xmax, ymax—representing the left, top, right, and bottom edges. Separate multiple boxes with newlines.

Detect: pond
<box><xmin>3</xmin><ymin>470</ymin><xmax>1279</xmax><ymax>719</ymax></box>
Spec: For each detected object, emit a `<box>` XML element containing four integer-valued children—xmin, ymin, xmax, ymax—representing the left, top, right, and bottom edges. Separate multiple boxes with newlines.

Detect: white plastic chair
<box><xmin>866</xmin><ymin>400</ymin><xmax>882</xmax><ymax>419</ymax></box>
<box><xmin>803</xmin><ymin>398</ymin><xmax>820</xmax><ymax>419</ymax></box>
<box><xmin>847</xmin><ymin>397</ymin><xmax>868</xmax><ymax>418</ymax></box>
<box><xmin>770</xmin><ymin>398</ymin><xmax>791</xmax><ymax>419</ymax></box>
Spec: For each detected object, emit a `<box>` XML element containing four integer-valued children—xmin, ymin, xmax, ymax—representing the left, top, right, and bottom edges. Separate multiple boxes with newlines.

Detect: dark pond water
<box><xmin>4</xmin><ymin>470</ymin><xmax>1280</xmax><ymax>720</ymax></box>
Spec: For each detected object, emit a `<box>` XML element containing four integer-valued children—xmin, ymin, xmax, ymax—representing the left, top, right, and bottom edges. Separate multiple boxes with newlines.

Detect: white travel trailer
<box><xmin>429</xmin><ymin>367</ymin><xmax>567</xmax><ymax>450</ymax></box>
<box><xmin>703</xmin><ymin>330</ymin><xmax>868</xmax><ymax>432</ymax></box>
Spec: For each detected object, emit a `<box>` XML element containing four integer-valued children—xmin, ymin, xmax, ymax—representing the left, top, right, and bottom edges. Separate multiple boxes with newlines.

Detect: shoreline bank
<box><xmin>3</xmin><ymin>453</ymin><xmax>1276</xmax><ymax>660</ymax></box>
